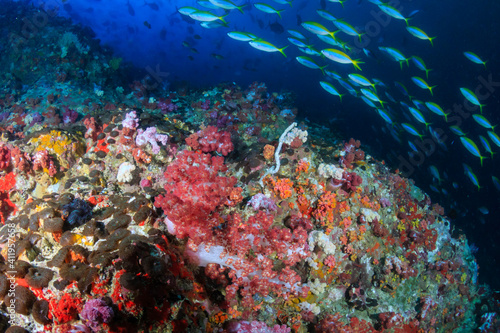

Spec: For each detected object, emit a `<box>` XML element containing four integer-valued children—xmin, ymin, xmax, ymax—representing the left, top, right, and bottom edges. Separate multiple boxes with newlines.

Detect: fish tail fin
<box><xmin>480</xmin><ymin>104</ymin><xmax>485</xmax><ymax>114</ymax></box>
<box><xmin>353</xmin><ymin>60</ymin><xmax>364</xmax><ymax>71</ymax></box>
<box><xmin>444</xmin><ymin>112</ymin><xmax>450</xmax><ymax>122</ymax></box>
<box><xmin>279</xmin><ymin>45</ymin><xmax>288</xmax><ymax>57</ymax></box>
<box><xmin>288</xmin><ymin>0</ymin><xmax>293</xmax><ymax>7</ymax></box>
<box><xmin>404</xmin><ymin>17</ymin><xmax>411</xmax><ymax>26</ymax></box>
<box><xmin>480</xmin><ymin>155</ymin><xmax>487</xmax><ymax>167</ymax></box>
<box><xmin>219</xmin><ymin>14</ymin><xmax>228</xmax><ymax>24</ymax></box>
<box><xmin>429</xmin><ymin>85</ymin><xmax>437</xmax><ymax>96</ymax></box>
<box><xmin>339</xmin><ymin>94</ymin><xmax>345</xmax><ymax>102</ymax></box>
<box><xmin>277</xmin><ymin>10</ymin><xmax>283</xmax><ymax>19</ymax></box>
<box><xmin>425</xmin><ymin>122</ymin><xmax>432</xmax><ymax>130</ymax></box>
<box><xmin>425</xmin><ymin>68</ymin><xmax>432</xmax><ymax>79</ymax></box>
<box><xmin>429</xmin><ymin>36</ymin><xmax>436</xmax><ymax>46</ymax></box>
<box><xmin>483</xmin><ymin>61</ymin><xmax>488</xmax><ymax>69</ymax></box>
<box><xmin>237</xmin><ymin>5</ymin><xmax>246</xmax><ymax>14</ymax></box>
<box><xmin>358</xmin><ymin>32</ymin><xmax>365</xmax><ymax>43</ymax></box>
<box><xmin>319</xmin><ymin>65</ymin><xmax>328</xmax><ymax>75</ymax></box>
<box><xmin>329</xmin><ymin>30</ymin><xmax>340</xmax><ymax>39</ymax></box>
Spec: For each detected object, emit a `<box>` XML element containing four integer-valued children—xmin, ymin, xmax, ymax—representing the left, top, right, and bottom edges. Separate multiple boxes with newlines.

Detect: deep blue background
<box><xmin>29</xmin><ymin>0</ymin><xmax>500</xmax><ymax>288</ymax></box>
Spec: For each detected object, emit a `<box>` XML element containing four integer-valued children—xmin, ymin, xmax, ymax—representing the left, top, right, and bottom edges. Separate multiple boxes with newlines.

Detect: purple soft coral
<box><xmin>122</xmin><ymin>110</ymin><xmax>139</xmax><ymax>129</ymax></box>
<box><xmin>135</xmin><ymin>127</ymin><xmax>168</xmax><ymax>154</ymax></box>
<box><xmin>247</xmin><ymin>193</ymin><xmax>278</xmax><ymax>212</ymax></box>
<box><xmin>228</xmin><ymin>321</ymin><xmax>291</xmax><ymax>333</ymax></box>
<box><xmin>80</xmin><ymin>298</ymin><xmax>114</xmax><ymax>331</ymax></box>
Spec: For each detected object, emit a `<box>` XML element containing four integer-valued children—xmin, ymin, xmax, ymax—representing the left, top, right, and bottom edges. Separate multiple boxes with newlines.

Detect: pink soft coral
<box><xmin>186</xmin><ymin>126</ymin><xmax>233</xmax><ymax>156</ymax></box>
<box><xmin>154</xmin><ymin>150</ymin><xmax>237</xmax><ymax>245</ymax></box>
<box><xmin>135</xmin><ymin>127</ymin><xmax>168</xmax><ymax>154</ymax></box>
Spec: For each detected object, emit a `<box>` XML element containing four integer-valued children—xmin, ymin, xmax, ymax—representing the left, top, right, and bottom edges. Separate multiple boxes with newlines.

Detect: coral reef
<box><xmin>0</xmin><ymin>3</ymin><xmax>496</xmax><ymax>333</ymax></box>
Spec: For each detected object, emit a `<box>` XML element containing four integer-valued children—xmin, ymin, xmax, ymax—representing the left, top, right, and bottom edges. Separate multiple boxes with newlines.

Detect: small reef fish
<box><xmin>360</xmin><ymin>88</ymin><xmax>385</xmax><ymax>106</ymax></box>
<box><xmin>401</xmin><ymin>123</ymin><xmax>425</xmax><ymax>140</ymax></box>
<box><xmin>321</xmin><ymin>48</ymin><xmax>363</xmax><ymax>71</ymax></box>
<box><xmin>460</xmin><ymin>137</ymin><xmax>486</xmax><ymax>166</ymax></box>
<box><xmin>334</xmin><ymin>19</ymin><xmax>364</xmax><ymax>42</ymax></box>
<box><xmin>449</xmin><ymin>126</ymin><xmax>467</xmax><ymax>137</ymax></box>
<box><xmin>319</xmin><ymin>81</ymin><xmax>344</xmax><ymax>101</ymax></box>
<box><xmin>302</xmin><ymin>21</ymin><xmax>339</xmax><ymax>38</ymax></box>
<box><xmin>328</xmin><ymin>0</ymin><xmax>347</xmax><ymax>7</ymax></box>
<box><xmin>296</xmin><ymin>56</ymin><xmax>327</xmax><ymax>74</ymax></box>
<box><xmin>463</xmin><ymin>52</ymin><xmax>487</xmax><ymax>68</ymax></box>
<box><xmin>209</xmin><ymin>0</ymin><xmax>246</xmax><ymax>13</ymax></box>
<box><xmin>406</xmin><ymin>26</ymin><xmax>436</xmax><ymax>46</ymax></box>
<box><xmin>425</xmin><ymin>102</ymin><xmax>450</xmax><ymax>121</ymax></box>
<box><xmin>472</xmin><ymin>114</ymin><xmax>496</xmax><ymax>131</ymax></box>
<box><xmin>478</xmin><ymin>136</ymin><xmax>495</xmax><ymax>158</ymax></box>
<box><xmin>411</xmin><ymin>56</ymin><xmax>432</xmax><ymax>78</ymax></box>
<box><xmin>408</xmin><ymin>107</ymin><xmax>431</xmax><ymax>129</ymax></box>
<box><xmin>227</xmin><ymin>31</ymin><xmax>258</xmax><ymax>41</ymax></box>
<box><xmin>254</xmin><ymin>3</ymin><xmax>284</xmax><ymax>18</ymax></box>
<box><xmin>460</xmin><ymin>88</ymin><xmax>485</xmax><ymax>113</ymax></box>
<box><xmin>249</xmin><ymin>40</ymin><xmax>288</xmax><ymax>57</ymax></box>
<box><xmin>379</xmin><ymin>47</ymin><xmax>409</xmax><ymax>69</ymax></box>
<box><xmin>411</xmin><ymin>76</ymin><xmax>436</xmax><ymax>96</ymax></box>
<box><xmin>189</xmin><ymin>10</ymin><xmax>228</xmax><ymax>24</ymax></box>
<box><xmin>464</xmin><ymin>167</ymin><xmax>481</xmax><ymax>190</ymax></box>
<box><xmin>378</xmin><ymin>4</ymin><xmax>410</xmax><ymax>25</ymax></box>
<box><xmin>487</xmin><ymin>131</ymin><xmax>500</xmax><ymax>148</ymax></box>
<box><xmin>348</xmin><ymin>73</ymin><xmax>376</xmax><ymax>90</ymax></box>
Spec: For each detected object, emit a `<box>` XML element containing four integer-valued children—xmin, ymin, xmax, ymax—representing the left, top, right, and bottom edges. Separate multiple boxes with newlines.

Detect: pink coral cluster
<box><xmin>384</xmin><ymin>256</ymin><xmax>417</xmax><ymax>279</ymax></box>
<box><xmin>62</xmin><ymin>106</ymin><xmax>79</xmax><ymax>124</ymax></box>
<box><xmin>10</xmin><ymin>147</ymin><xmax>31</xmax><ymax>174</ymax></box>
<box><xmin>122</xmin><ymin>110</ymin><xmax>139</xmax><ymax>130</ymax></box>
<box><xmin>340</xmin><ymin>138</ymin><xmax>365</xmax><ymax>169</ymax></box>
<box><xmin>135</xmin><ymin>127</ymin><xmax>168</xmax><ymax>154</ymax></box>
<box><xmin>190</xmin><ymin>211</ymin><xmax>310</xmax><ymax>309</ymax></box>
<box><xmin>228</xmin><ymin>320</ymin><xmax>291</xmax><ymax>333</ymax></box>
<box><xmin>186</xmin><ymin>125</ymin><xmax>234</xmax><ymax>156</ymax></box>
<box><xmin>83</xmin><ymin>117</ymin><xmax>101</xmax><ymax>141</ymax></box>
<box><xmin>0</xmin><ymin>146</ymin><xmax>11</xmax><ymax>170</ymax></box>
<box><xmin>158</xmin><ymin>99</ymin><xmax>178</xmax><ymax>113</ymax></box>
<box><xmin>330</xmin><ymin>171</ymin><xmax>363</xmax><ymax>193</ymax></box>
<box><xmin>0</xmin><ymin>172</ymin><xmax>16</xmax><ymax>224</ymax></box>
<box><xmin>154</xmin><ymin>150</ymin><xmax>237</xmax><ymax>246</ymax></box>
<box><xmin>32</xmin><ymin>150</ymin><xmax>58</xmax><ymax>176</ymax></box>
<box><xmin>80</xmin><ymin>298</ymin><xmax>114</xmax><ymax>331</ymax></box>
<box><xmin>247</xmin><ymin>193</ymin><xmax>278</xmax><ymax>212</ymax></box>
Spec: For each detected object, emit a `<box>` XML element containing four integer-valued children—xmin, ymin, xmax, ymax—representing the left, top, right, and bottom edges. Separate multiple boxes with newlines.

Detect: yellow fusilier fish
<box><xmin>464</xmin><ymin>52</ymin><xmax>487</xmax><ymax>69</ymax></box>
<box><xmin>301</xmin><ymin>21</ymin><xmax>339</xmax><ymax>39</ymax></box>
<box><xmin>406</xmin><ymin>26</ymin><xmax>436</xmax><ymax>46</ymax></box>
<box><xmin>411</xmin><ymin>76</ymin><xmax>436</xmax><ymax>96</ymax></box>
<box><xmin>209</xmin><ymin>0</ymin><xmax>246</xmax><ymax>13</ymax></box>
<box><xmin>249</xmin><ymin>40</ymin><xmax>288</xmax><ymax>57</ymax></box>
<box><xmin>254</xmin><ymin>3</ymin><xmax>284</xmax><ymax>18</ymax></box>
<box><xmin>321</xmin><ymin>48</ymin><xmax>363</xmax><ymax>71</ymax></box>
<box><xmin>189</xmin><ymin>10</ymin><xmax>228</xmax><ymax>24</ymax></box>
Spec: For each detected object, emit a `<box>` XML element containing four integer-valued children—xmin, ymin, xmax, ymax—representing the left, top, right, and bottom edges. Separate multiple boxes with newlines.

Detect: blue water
<box><xmin>30</xmin><ymin>0</ymin><xmax>500</xmax><ymax>288</ymax></box>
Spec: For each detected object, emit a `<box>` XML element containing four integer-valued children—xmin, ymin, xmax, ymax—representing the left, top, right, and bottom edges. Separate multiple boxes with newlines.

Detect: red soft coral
<box><xmin>186</xmin><ymin>126</ymin><xmax>233</xmax><ymax>156</ymax></box>
<box><xmin>0</xmin><ymin>172</ymin><xmax>17</xmax><ymax>224</ymax></box>
<box><xmin>10</xmin><ymin>147</ymin><xmax>31</xmax><ymax>174</ymax></box>
<box><xmin>154</xmin><ymin>150</ymin><xmax>237</xmax><ymax>245</ymax></box>
<box><xmin>0</xmin><ymin>146</ymin><xmax>11</xmax><ymax>171</ymax></box>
